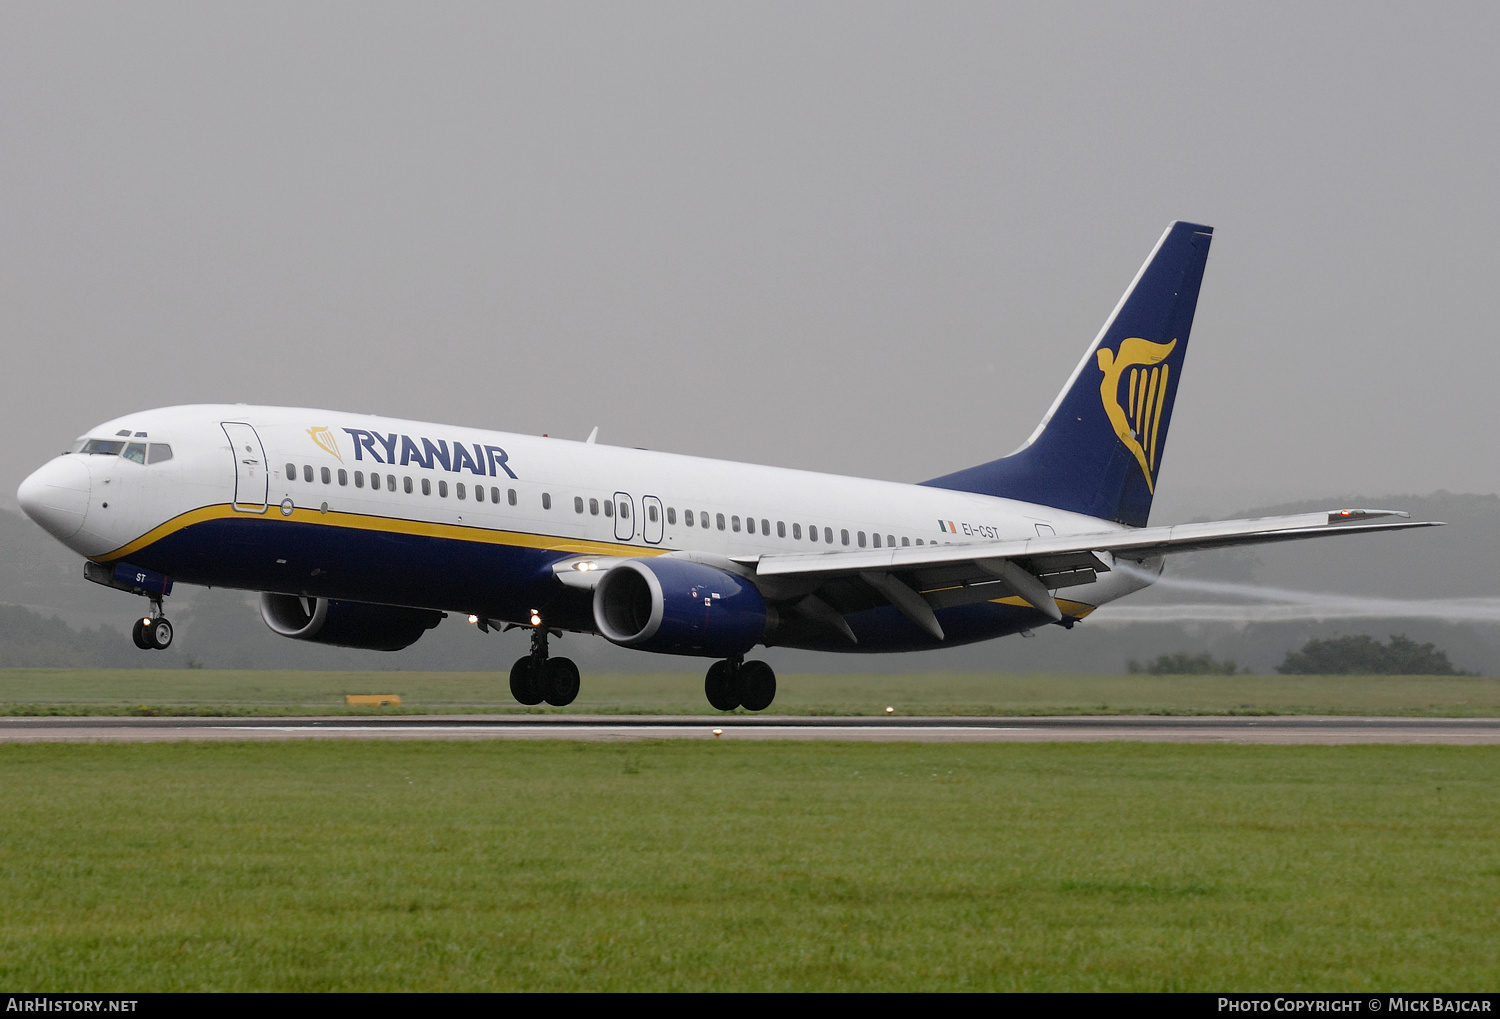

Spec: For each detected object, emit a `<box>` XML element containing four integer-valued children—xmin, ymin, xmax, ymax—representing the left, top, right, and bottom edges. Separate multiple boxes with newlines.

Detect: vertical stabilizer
<box><xmin>922</xmin><ymin>221</ymin><xmax>1213</xmax><ymax>527</ymax></box>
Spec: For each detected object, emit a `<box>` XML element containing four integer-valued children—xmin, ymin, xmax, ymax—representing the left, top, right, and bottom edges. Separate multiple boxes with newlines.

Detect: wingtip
<box><xmin>1328</xmin><ymin>508</ymin><xmax>1411</xmax><ymax>524</ymax></box>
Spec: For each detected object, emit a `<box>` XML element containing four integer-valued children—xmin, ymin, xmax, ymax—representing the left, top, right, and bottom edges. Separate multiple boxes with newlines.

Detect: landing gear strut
<box><xmin>704</xmin><ymin>657</ymin><xmax>776</xmax><ymax>712</ymax></box>
<box><xmin>131</xmin><ymin>598</ymin><xmax>173</xmax><ymax>651</ymax></box>
<box><xmin>509</xmin><ymin>624</ymin><xmax>580</xmax><ymax>707</ymax></box>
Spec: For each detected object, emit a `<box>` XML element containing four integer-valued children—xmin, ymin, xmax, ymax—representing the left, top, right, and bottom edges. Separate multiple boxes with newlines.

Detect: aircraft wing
<box><xmin>554</xmin><ymin>509</ymin><xmax>1439</xmax><ymax>643</ymax></box>
<box><xmin>722</xmin><ymin>509</ymin><xmax>1440</xmax><ymax>638</ymax></box>
<box><xmin>739</xmin><ymin>509</ymin><xmax>1437</xmax><ymax>578</ymax></box>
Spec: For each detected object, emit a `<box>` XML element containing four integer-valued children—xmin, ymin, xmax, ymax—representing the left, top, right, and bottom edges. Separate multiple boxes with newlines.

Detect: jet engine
<box><xmin>259</xmin><ymin>594</ymin><xmax>443</xmax><ymax>651</ymax></box>
<box><xmin>593</xmin><ymin>558</ymin><xmax>768</xmax><ymax>657</ymax></box>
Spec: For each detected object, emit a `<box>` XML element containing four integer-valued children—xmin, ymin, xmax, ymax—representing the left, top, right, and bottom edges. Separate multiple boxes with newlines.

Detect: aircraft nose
<box><xmin>17</xmin><ymin>456</ymin><xmax>90</xmax><ymax>540</ymax></box>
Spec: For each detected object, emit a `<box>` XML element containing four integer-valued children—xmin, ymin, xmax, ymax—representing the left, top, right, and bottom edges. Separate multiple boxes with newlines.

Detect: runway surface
<box><xmin>0</xmin><ymin>714</ymin><xmax>1497</xmax><ymax>744</ymax></box>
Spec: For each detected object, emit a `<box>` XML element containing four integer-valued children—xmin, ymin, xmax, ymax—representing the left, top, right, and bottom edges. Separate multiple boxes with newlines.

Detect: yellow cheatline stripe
<box><xmin>989</xmin><ymin>595</ymin><xmax>1097</xmax><ymax>618</ymax></box>
<box><xmin>92</xmin><ymin>503</ymin><xmax>667</xmax><ymax>564</ymax></box>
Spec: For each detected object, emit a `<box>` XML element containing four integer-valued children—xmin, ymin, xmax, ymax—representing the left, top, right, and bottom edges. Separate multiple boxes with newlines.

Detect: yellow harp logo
<box><xmin>1096</xmin><ymin>337</ymin><xmax>1176</xmax><ymax>492</ymax></box>
<box><xmin>307</xmin><ymin>426</ymin><xmax>343</xmax><ymax>462</ymax></box>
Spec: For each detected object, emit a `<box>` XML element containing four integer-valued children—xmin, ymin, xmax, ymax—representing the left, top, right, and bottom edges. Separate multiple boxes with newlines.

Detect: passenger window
<box><xmin>286</xmin><ymin>463</ymin><xmax>296</xmax><ymax>479</ymax></box>
<box><xmin>507</xmin><ymin>489</ymin><xmax>516</xmax><ymax>505</ymax></box>
<box><xmin>648</xmin><ymin>504</ymin><xmax>658</xmax><ymax>523</ymax></box>
<box><xmin>699</xmin><ymin>511</ymin><xmax>709</xmax><ymax>528</ymax></box>
<box><xmin>684</xmin><ymin>508</ymin><xmax>694</xmax><ymax>527</ymax></box>
<box><xmin>777</xmin><ymin>521</ymin><xmax>786</xmax><ymax>538</ymax></box>
<box><xmin>321</xmin><ymin>467</ymin><xmax>331</xmax><ymax>484</ymax></box>
<box><xmin>761</xmin><ymin>519</ymin><xmax>769</xmax><ymax>535</ymax></box>
<box><xmin>387</xmin><ymin>475</ymin><xmax>396</xmax><ymax>491</ymax></box>
<box><xmin>667</xmin><ymin>507</ymin><xmax>676</xmax><ymax>524</ymax></box>
<box><xmin>304</xmin><ymin>465</ymin><xmax>313</xmax><ymax>483</ymax></box>
<box><xmin>474</xmin><ymin>485</ymin><xmax>483</xmax><ymax>502</ymax></box>
<box><xmin>574</xmin><ymin>496</ymin><xmax>584</xmax><ymax>514</ymax></box>
<box><xmin>872</xmin><ymin>533</ymin><xmax>881</xmax><ymax>548</ymax></box>
<box><xmin>370</xmin><ymin>473</ymin><xmax>380</xmax><ymax>491</ymax></box>
<box><xmin>733</xmin><ymin>516</ymin><xmax>742</xmax><ymax>533</ymax></box>
<box><xmin>338</xmin><ymin>469</ymin><xmax>347</xmax><ymax>486</ymax></box>
<box><xmin>916</xmin><ymin>538</ymin><xmax>924</xmax><ymax>545</ymax></box>
<box><xmin>887</xmin><ymin>535</ymin><xmax>895</xmax><ymax>547</ymax></box>
<box><xmin>716</xmin><ymin>513</ymin><xmax>726</xmax><ymax>531</ymax></box>
<box><xmin>619</xmin><ymin>503</ymin><xmax>629</xmax><ymax>519</ymax></box>
<box><xmin>809</xmin><ymin>525</ymin><xmax>818</xmax><ymax>543</ymax></box>
<box><xmin>404</xmin><ymin>477</ymin><xmax>413</xmax><ymax>494</ymax></box>
<box><xmin>604</xmin><ymin>500</ymin><xmax>613</xmax><ymax>517</ymax></box>
<box><xmin>421</xmin><ymin>478</ymin><xmax>431</xmax><ymax>496</ymax></box>
<box><xmin>901</xmin><ymin>537</ymin><xmax>909</xmax><ymax>546</ymax></box>
<box><xmin>590</xmin><ymin>498</ymin><xmax>599</xmax><ymax>515</ymax></box>
<box><xmin>438</xmin><ymin>480</ymin><xmax>447</xmax><ymax>497</ymax></box>
<box><xmin>122</xmin><ymin>443</ymin><xmax>146</xmax><ymax>464</ymax></box>
<box><xmin>825</xmin><ymin>527</ymin><xmax>834</xmax><ymax>544</ymax></box>
<box><xmin>842</xmin><ymin>529</ymin><xmax>850</xmax><ymax>546</ymax></box>
<box><xmin>792</xmin><ymin>523</ymin><xmax>801</xmax><ymax>539</ymax></box>
<box><xmin>542</xmin><ymin>493</ymin><xmax>552</xmax><ymax>510</ymax></box>
<box><xmin>355</xmin><ymin>471</ymin><xmax>365</xmax><ymax>488</ymax></box>
<box><xmin>457</xmin><ymin>483</ymin><xmax>466</xmax><ymax>500</ymax></box>
<box><xmin>858</xmin><ymin>531</ymin><xmax>866</xmax><ymax>547</ymax></box>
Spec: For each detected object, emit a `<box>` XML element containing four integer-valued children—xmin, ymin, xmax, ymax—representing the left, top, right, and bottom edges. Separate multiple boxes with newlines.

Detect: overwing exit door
<box><xmin>613</xmin><ymin>492</ymin><xmax>635</xmax><ymax>541</ymax></box>
<box><xmin>222</xmin><ymin>422</ymin><xmax>268</xmax><ymax>513</ymax></box>
<box><xmin>642</xmin><ymin>495</ymin><xmax>664</xmax><ymax>544</ymax></box>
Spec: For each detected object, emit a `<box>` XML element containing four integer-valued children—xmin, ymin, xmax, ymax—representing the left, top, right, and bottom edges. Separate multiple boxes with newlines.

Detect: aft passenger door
<box><xmin>642</xmin><ymin>495</ymin><xmax>664</xmax><ymax>544</ymax></box>
<box><xmin>221</xmin><ymin>422</ymin><xmax>268</xmax><ymax>513</ymax></box>
<box><xmin>613</xmin><ymin>492</ymin><xmax>635</xmax><ymax>542</ymax></box>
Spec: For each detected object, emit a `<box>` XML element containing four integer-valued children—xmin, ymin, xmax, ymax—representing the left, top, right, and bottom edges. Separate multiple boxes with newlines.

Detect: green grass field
<box><xmin>2</xmin><ymin>667</ymin><xmax>1500</xmax><ymax>715</ymax></box>
<box><xmin>0</xmin><ymin>740</ymin><xmax>1495</xmax><ymax>991</ymax></box>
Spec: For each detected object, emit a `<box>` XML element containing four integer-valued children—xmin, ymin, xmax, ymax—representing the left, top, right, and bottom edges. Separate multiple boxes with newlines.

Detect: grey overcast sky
<box><xmin>2</xmin><ymin>2</ymin><xmax>1496</xmax><ymax>516</ymax></box>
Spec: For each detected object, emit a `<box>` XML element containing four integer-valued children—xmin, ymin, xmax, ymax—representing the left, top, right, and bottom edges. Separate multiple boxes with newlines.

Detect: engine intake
<box><xmin>259</xmin><ymin>594</ymin><xmax>442</xmax><ymax>651</ymax></box>
<box><xmin>593</xmin><ymin>558</ymin><xmax>767</xmax><ymax>657</ymax></box>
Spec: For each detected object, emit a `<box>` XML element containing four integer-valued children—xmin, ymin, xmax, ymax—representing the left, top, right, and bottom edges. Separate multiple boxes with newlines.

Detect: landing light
<box><xmin>529</xmin><ymin>610</ymin><xmax>542</xmax><ymax>627</ymax></box>
<box><xmin>573</xmin><ymin>561</ymin><xmax>598</xmax><ymax>572</ymax></box>
<box><xmin>468</xmin><ymin>614</ymin><xmax>479</xmax><ymax>624</ymax></box>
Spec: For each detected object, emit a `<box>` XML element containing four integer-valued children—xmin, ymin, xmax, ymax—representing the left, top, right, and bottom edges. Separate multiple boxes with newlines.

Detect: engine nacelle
<box><xmin>593</xmin><ymin>558</ymin><xmax>767</xmax><ymax>657</ymax></box>
<box><xmin>259</xmin><ymin>594</ymin><xmax>442</xmax><ymax>651</ymax></box>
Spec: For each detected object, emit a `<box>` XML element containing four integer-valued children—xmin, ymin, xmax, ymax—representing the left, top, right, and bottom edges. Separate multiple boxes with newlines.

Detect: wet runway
<box><xmin>1</xmin><ymin>714</ymin><xmax>1497</xmax><ymax>744</ymax></box>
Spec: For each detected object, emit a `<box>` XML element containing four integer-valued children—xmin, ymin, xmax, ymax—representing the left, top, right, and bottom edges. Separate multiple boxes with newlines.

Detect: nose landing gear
<box><xmin>131</xmin><ymin>599</ymin><xmax>173</xmax><ymax>651</ymax></box>
<box><xmin>509</xmin><ymin>623</ymin><xmax>579</xmax><ymax>707</ymax></box>
<box><xmin>704</xmin><ymin>657</ymin><xmax>776</xmax><ymax>712</ymax></box>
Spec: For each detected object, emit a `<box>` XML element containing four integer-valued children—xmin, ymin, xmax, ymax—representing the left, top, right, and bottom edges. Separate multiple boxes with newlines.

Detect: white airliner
<box><xmin>16</xmin><ymin>222</ymin><xmax>1438</xmax><ymax>710</ymax></box>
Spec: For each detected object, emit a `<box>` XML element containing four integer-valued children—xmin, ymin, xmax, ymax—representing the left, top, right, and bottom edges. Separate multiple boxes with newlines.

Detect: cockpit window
<box><xmin>147</xmin><ymin>443</ymin><xmax>173</xmax><ymax>464</ymax></box>
<box><xmin>122</xmin><ymin>443</ymin><xmax>147</xmax><ymax>464</ymax></box>
<box><xmin>78</xmin><ymin>439</ymin><xmax>125</xmax><ymax>456</ymax></box>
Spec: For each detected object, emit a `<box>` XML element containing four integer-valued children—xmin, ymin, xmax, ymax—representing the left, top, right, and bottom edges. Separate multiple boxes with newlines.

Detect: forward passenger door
<box><xmin>222</xmin><ymin>422</ymin><xmax>268</xmax><ymax>513</ymax></box>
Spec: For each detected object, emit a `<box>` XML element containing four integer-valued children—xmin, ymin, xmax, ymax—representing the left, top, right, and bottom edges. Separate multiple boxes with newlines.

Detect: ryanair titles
<box><xmin>341</xmin><ymin>428</ymin><xmax>518</xmax><ymax>479</ymax></box>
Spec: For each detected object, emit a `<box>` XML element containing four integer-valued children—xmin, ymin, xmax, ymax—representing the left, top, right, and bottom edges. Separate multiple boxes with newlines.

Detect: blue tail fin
<box><xmin>922</xmin><ymin>221</ymin><xmax>1213</xmax><ymax>527</ymax></box>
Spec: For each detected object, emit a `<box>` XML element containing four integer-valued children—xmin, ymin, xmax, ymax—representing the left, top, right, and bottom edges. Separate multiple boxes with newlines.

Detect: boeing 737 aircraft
<box><xmin>16</xmin><ymin>222</ymin><xmax>1438</xmax><ymax>710</ymax></box>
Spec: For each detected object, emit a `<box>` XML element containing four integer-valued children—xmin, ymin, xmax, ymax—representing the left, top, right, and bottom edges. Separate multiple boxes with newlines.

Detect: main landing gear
<box><xmin>509</xmin><ymin>625</ymin><xmax>579</xmax><ymax>707</ymax></box>
<box><xmin>131</xmin><ymin>599</ymin><xmax>173</xmax><ymax>651</ymax></box>
<box><xmin>704</xmin><ymin>657</ymin><xmax>776</xmax><ymax>712</ymax></box>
